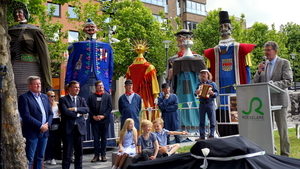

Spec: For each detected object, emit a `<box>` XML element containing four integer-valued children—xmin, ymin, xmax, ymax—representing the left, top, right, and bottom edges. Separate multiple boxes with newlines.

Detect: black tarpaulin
<box><xmin>128</xmin><ymin>136</ymin><xmax>300</xmax><ymax>169</ymax></box>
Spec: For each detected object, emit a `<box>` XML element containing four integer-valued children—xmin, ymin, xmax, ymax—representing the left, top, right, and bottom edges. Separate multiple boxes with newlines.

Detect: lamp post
<box><xmin>0</xmin><ymin>64</ymin><xmax>7</xmax><ymax>169</ymax></box>
<box><xmin>162</xmin><ymin>40</ymin><xmax>172</xmax><ymax>80</ymax></box>
<box><xmin>290</xmin><ymin>53</ymin><xmax>297</xmax><ymax>91</ymax></box>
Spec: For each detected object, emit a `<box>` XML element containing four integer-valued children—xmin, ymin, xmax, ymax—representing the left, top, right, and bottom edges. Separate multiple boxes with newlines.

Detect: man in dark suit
<box><xmin>253</xmin><ymin>41</ymin><xmax>292</xmax><ymax>156</ymax></box>
<box><xmin>59</xmin><ymin>81</ymin><xmax>89</xmax><ymax>169</ymax></box>
<box><xmin>18</xmin><ymin>76</ymin><xmax>53</xmax><ymax>169</ymax></box>
<box><xmin>88</xmin><ymin>80</ymin><xmax>112</xmax><ymax>162</ymax></box>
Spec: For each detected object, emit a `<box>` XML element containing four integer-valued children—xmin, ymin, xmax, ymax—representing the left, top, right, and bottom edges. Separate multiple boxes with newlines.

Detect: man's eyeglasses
<box><xmin>263</xmin><ymin>49</ymin><xmax>273</xmax><ymax>52</ymax></box>
<box><xmin>51</xmin><ymin>95</ymin><xmax>55</xmax><ymax>98</ymax></box>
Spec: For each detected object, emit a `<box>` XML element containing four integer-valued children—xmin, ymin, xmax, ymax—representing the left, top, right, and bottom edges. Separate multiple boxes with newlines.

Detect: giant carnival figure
<box><xmin>204</xmin><ymin>11</ymin><xmax>255</xmax><ymax>134</ymax></box>
<box><xmin>65</xmin><ymin>19</ymin><xmax>114</xmax><ymax>100</ymax></box>
<box><xmin>65</xmin><ymin>19</ymin><xmax>115</xmax><ymax>146</ymax></box>
<box><xmin>126</xmin><ymin>40</ymin><xmax>160</xmax><ymax>122</ymax></box>
<box><xmin>171</xmin><ymin>29</ymin><xmax>206</xmax><ymax>126</ymax></box>
<box><xmin>9</xmin><ymin>1</ymin><xmax>52</xmax><ymax>97</ymax></box>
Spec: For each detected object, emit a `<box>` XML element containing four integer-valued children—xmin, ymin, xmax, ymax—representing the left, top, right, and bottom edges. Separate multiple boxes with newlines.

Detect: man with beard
<box><xmin>65</xmin><ymin>19</ymin><xmax>114</xmax><ymax>100</ymax></box>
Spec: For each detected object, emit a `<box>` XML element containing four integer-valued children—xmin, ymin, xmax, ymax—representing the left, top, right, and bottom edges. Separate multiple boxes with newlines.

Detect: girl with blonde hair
<box><xmin>112</xmin><ymin>118</ymin><xmax>138</xmax><ymax>169</ymax></box>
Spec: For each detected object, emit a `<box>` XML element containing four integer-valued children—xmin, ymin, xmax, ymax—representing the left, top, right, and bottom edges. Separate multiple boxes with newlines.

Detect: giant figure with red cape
<box><xmin>126</xmin><ymin>40</ymin><xmax>160</xmax><ymax>122</ymax></box>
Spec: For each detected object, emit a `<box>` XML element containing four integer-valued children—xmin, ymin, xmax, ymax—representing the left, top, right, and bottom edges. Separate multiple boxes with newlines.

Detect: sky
<box><xmin>206</xmin><ymin>0</ymin><xmax>300</xmax><ymax>30</ymax></box>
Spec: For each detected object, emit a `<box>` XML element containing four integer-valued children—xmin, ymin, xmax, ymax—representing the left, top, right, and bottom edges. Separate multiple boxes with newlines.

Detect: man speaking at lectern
<box><xmin>252</xmin><ymin>41</ymin><xmax>292</xmax><ymax>156</ymax></box>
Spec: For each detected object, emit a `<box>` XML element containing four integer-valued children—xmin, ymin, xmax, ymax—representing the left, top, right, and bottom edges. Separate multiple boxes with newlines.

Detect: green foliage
<box><xmin>282</xmin><ymin>22</ymin><xmax>300</xmax><ymax>81</ymax></box>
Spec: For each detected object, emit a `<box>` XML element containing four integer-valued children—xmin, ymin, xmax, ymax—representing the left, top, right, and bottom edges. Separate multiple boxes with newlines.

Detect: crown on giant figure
<box><xmin>132</xmin><ymin>39</ymin><xmax>149</xmax><ymax>53</ymax></box>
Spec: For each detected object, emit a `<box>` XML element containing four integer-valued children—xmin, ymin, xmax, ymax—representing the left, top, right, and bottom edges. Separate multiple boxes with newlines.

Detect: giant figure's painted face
<box><xmin>14</xmin><ymin>8</ymin><xmax>26</xmax><ymax>22</ymax></box>
<box><xmin>132</xmin><ymin>39</ymin><xmax>149</xmax><ymax>55</ymax></box>
<box><xmin>219</xmin><ymin>23</ymin><xmax>232</xmax><ymax>37</ymax></box>
<box><xmin>176</xmin><ymin>34</ymin><xmax>192</xmax><ymax>48</ymax></box>
<box><xmin>83</xmin><ymin>24</ymin><xmax>98</xmax><ymax>35</ymax></box>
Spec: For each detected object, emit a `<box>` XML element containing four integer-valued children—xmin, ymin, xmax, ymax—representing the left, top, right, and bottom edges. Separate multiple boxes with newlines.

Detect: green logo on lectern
<box><xmin>242</xmin><ymin>97</ymin><xmax>264</xmax><ymax>115</ymax></box>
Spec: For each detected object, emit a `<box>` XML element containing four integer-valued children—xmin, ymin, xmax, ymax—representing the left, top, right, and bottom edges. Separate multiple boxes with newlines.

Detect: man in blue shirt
<box><xmin>195</xmin><ymin>70</ymin><xmax>219</xmax><ymax>141</ymax></box>
<box><xmin>18</xmin><ymin>76</ymin><xmax>53</xmax><ymax>169</ymax></box>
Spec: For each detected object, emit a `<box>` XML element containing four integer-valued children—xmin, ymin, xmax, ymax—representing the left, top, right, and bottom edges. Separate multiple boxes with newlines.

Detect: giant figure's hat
<box><xmin>219</xmin><ymin>11</ymin><xmax>231</xmax><ymax>24</ymax></box>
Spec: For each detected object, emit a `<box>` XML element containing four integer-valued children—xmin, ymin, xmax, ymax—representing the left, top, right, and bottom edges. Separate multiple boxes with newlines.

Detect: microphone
<box><xmin>262</xmin><ymin>56</ymin><xmax>266</xmax><ymax>71</ymax></box>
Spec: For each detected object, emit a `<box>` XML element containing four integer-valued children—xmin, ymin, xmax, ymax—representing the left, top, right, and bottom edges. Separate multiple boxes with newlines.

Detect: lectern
<box><xmin>235</xmin><ymin>82</ymin><xmax>285</xmax><ymax>154</ymax></box>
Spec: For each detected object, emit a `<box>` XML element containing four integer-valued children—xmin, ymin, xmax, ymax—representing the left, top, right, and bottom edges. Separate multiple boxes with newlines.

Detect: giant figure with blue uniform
<box><xmin>204</xmin><ymin>11</ymin><xmax>255</xmax><ymax>136</ymax></box>
<box><xmin>65</xmin><ymin>19</ymin><xmax>115</xmax><ymax>146</ymax></box>
<box><xmin>204</xmin><ymin>11</ymin><xmax>255</xmax><ymax>112</ymax></box>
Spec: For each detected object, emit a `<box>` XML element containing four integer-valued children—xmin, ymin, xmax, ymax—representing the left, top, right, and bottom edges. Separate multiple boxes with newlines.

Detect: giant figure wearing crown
<box><xmin>126</xmin><ymin>40</ymin><xmax>160</xmax><ymax>122</ymax></box>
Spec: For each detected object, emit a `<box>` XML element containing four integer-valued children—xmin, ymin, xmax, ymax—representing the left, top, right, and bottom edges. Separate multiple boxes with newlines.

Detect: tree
<box><xmin>2</xmin><ymin>0</ymin><xmax>73</xmax><ymax>168</ymax></box>
<box><xmin>282</xmin><ymin>22</ymin><xmax>300</xmax><ymax>81</ymax></box>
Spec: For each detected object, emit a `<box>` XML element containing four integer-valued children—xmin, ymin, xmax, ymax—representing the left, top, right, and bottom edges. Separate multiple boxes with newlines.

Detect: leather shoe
<box><xmin>91</xmin><ymin>156</ymin><xmax>100</xmax><ymax>162</ymax></box>
<box><xmin>209</xmin><ymin>137</ymin><xmax>214</xmax><ymax>139</ymax></box>
<box><xmin>195</xmin><ymin>138</ymin><xmax>205</xmax><ymax>141</ymax></box>
<box><xmin>101</xmin><ymin>155</ymin><xmax>107</xmax><ymax>162</ymax></box>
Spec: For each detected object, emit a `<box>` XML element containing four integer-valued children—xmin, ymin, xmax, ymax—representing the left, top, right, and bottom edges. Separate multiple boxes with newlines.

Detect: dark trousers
<box><xmin>45</xmin><ymin>118</ymin><xmax>61</xmax><ymax>160</ymax></box>
<box><xmin>167</xmin><ymin>134</ymin><xmax>181</xmax><ymax>144</ymax></box>
<box><xmin>132</xmin><ymin>149</ymin><xmax>154</xmax><ymax>163</ymax></box>
<box><xmin>91</xmin><ymin>122</ymin><xmax>109</xmax><ymax>156</ymax></box>
<box><xmin>199</xmin><ymin>101</ymin><xmax>216</xmax><ymax>138</ymax></box>
<box><xmin>62</xmin><ymin>125</ymin><xmax>84</xmax><ymax>169</ymax></box>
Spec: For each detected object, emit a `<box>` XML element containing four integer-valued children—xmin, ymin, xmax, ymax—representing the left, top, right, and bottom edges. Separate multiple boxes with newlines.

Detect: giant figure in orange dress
<box><xmin>126</xmin><ymin>40</ymin><xmax>160</xmax><ymax>121</ymax></box>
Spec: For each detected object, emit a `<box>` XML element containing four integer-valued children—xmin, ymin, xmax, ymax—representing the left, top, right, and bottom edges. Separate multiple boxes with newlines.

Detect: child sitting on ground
<box><xmin>131</xmin><ymin>119</ymin><xmax>159</xmax><ymax>163</ymax></box>
<box><xmin>112</xmin><ymin>118</ymin><xmax>138</xmax><ymax>169</ymax></box>
<box><xmin>153</xmin><ymin>118</ymin><xmax>188</xmax><ymax>157</ymax></box>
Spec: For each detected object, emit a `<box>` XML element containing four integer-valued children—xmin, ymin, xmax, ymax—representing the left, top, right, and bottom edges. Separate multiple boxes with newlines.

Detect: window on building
<box><xmin>68</xmin><ymin>6</ymin><xmax>78</xmax><ymax>19</ymax></box>
<box><xmin>141</xmin><ymin>0</ymin><xmax>165</xmax><ymax>7</ymax></box>
<box><xmin>68</xmin><ymin>31</ymin><xmax>79</xmax><ymax>43</ymax></box>
<box><xmin>185</xmin><ymin>0</ymin><xmax>206</xmax><ymax>16</ymax></box>
<box><xmin>47</xmin><ymin>2</ymin><xmax>60</xmax><ymax>17</ymax></box>
<box><xmin>153</xmin><ymin>14</ymin><xmax>168</xmax><ymax>30</ymax></box>
<box><xmin>184</xmin><ymin>21</ymin><xmax>197</xmax><ymax>31</ymax></box>
<box><xmin>177</xmin><ymin>0</ymin><xmax>181</xmax><ymax>16</ymax></box>
<box><xmin>164</xmin><ymin>0</ymin><xmax>168</xmax><ymax>14</ymax></box>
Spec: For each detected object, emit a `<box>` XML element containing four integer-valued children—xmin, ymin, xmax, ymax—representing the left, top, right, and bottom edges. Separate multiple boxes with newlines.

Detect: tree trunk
<box><xmin>0</xmin><ymin>0</ymin><xmax>27</xmax><ymax>168</ymax></box>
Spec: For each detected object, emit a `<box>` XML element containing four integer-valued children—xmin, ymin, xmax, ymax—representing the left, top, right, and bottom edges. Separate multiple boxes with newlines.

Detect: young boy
<box><xmin>153</xmin><ymin>118</ymin><xmax>188</xmax><ymax>156</ymax></box>
<box><xmin>131</xmin><ymin>119</ymin><xmax>159</xmax><ymax>163</ymax></box>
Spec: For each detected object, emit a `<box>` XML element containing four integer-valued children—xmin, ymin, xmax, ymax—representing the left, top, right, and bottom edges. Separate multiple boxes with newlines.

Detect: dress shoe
<box><xmin>101</xmin><ymin>155</ymin><xmax>107</xmax><ymax>162</ymax></box>
<box><xmin>91</xmin><ymin>156</ymin><xmax>100</xmax><ymax>162</ymax></box>
<box><xmin>195</xmin><ymin>138</ymin><xmax>205</xmax><ymax>141</ymax></box>
<box><xmin>50</xmin><ymin>159</ymin><xmax>56</xmax><ymax>165</ymax></box>
<box><xmin>71</xmin><ymin>156</ymin><xmax>75</xmax><ymax>163</ymax></box>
